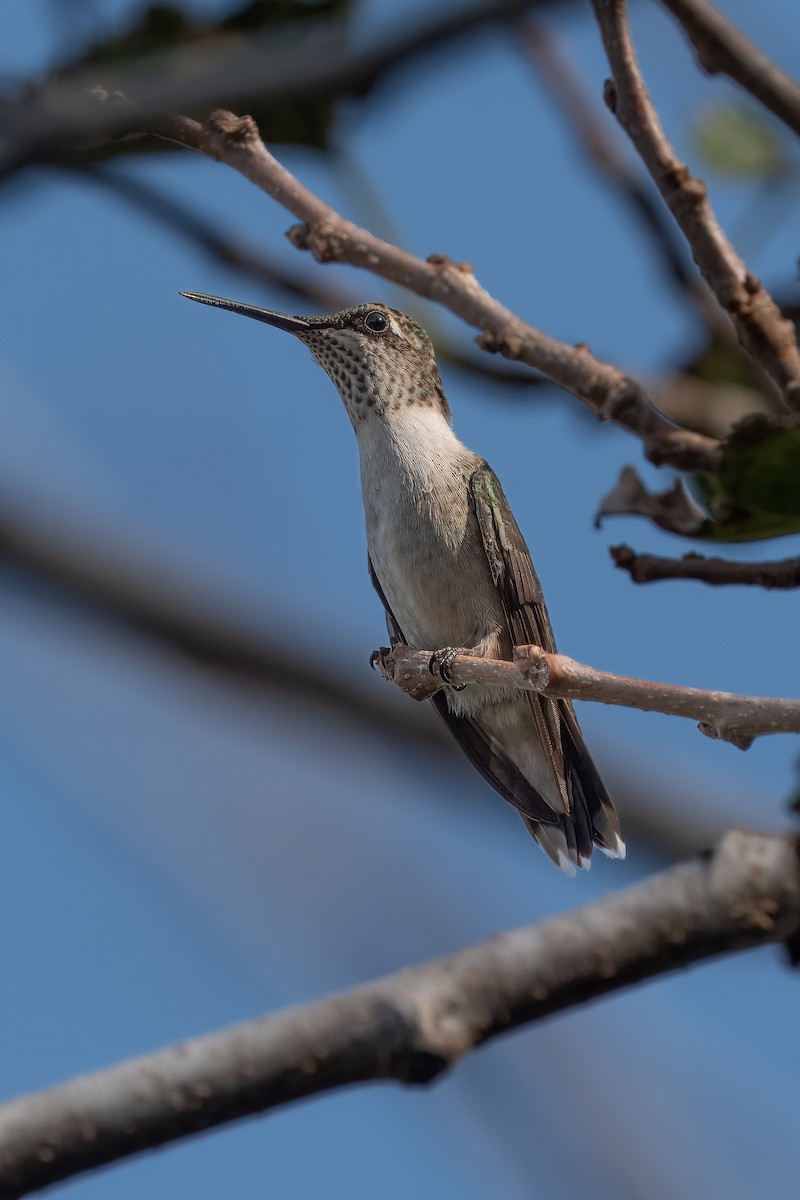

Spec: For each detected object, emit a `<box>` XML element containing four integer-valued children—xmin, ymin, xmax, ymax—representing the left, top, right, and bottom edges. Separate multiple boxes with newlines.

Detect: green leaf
<box><xmin>694</xmin><ymin>103</ymin><xmax>786</xmax><ymax>178</ymax></box>
<box><xmin>692</xmin><ymin>419</ymin><xmax>800</xmax><ymax>543</ymax></box>
<box><xmin>54</xmin><ymin>0</ymin><xmax>355</xmax><ymax>153</ymax></box>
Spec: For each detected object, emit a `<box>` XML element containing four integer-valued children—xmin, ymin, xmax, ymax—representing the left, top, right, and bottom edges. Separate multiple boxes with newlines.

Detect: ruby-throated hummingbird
<box><xmin>181</xmin><ymin>292</ymin><xmax>624</xmax><ymax>873</ymax></box>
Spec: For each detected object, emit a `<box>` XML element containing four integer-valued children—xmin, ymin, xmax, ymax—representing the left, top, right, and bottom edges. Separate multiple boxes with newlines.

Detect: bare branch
<box><xmin>141</xmin><ymin>104</ymin><xmax>720</xmax><ymax>471</ymax></box>
<box><xmin>592</xmin><ymin>0</ymin><xmax>800</xmax><ymax>410</ymax></box>
<box><xmin>660</xmin><ymin>0</ymin><xmax>800</xmax><ymax>141</ymax></box>
<box><xmin>611</xmin><ymin>543</ymin><xmax>800</xmax><ymax>589</ymax></box>
<box><xmin>375</xmin><ymin>643</ymin><xmax>800</xmax><ymax>748</ymax></box>
<box><xmin>0</xmin><ymin>829</ymin><xmax>798</xmax><ymax>1198</ymax></box>
<box><xmin>513</xmin><ymin>17</ymin><xmax>710</xmax><ymax>314</ymax></box>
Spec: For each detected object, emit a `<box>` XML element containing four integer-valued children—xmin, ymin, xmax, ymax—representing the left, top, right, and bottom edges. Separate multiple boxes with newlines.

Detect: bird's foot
<box><xmin>370</xmin><ymin>645</ymin><xmax>394</xmax><ymax>679</ymax></box>
<box><xmin>428</xmin><ymin>647</ymin><xmax>469</xmax><ymax>690</ymax></box>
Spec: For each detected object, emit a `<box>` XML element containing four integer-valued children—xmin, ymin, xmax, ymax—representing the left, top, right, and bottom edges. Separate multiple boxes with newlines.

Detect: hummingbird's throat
<box><xmin>305</xmin><ymin>332</ymin><xmax>376</xmax><ymax>424</ymax></box>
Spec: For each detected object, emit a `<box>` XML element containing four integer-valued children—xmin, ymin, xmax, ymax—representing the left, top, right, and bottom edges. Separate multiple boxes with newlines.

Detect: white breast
<box><xmin>356</xmin><ymin>407</ymin><xmax>504</xmax><ymax>654</ymax></box>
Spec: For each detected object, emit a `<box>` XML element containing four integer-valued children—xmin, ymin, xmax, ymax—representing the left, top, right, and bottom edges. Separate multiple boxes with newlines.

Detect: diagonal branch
<box><xmin>0</xmin><ymin>0</ymin><xmax>567</xmax><ymax>181</ymax></box>
<box><xmin>375</xmin><ymin>642</ymin><xmax>800</xmax><ymax>749</ymax></box>
<box><xmin>611</xmin><ymin>543</ymin><xmax>800</xmax><ymax>589</ymax></box>
<box><xmin>513</xmin><ymin>17</ymin><xmax>706</xmax><ymax>312</ymax></box>
<box><xmin>592</xmin><ymin>0</ymin><xmax>800</xmax><ymax>410</ymax></box>
<box><xmin>142</xmin><ymin>104</ymin><xmax>721</xmax><ymax>472</ymax></box>
<box><xmin>659</xmin><ymin>0</ymin><xmax>800</xmax><ymax>141</ymax></box>
<box><xmin>0</xmin><ymin>500</ymin><xmax>441</xmax><ymax>750</ymax></box>
<box><xmin>0</xmin><ymin>828</ymin><xmax>798</xmax><ymax>1199</ymax></box>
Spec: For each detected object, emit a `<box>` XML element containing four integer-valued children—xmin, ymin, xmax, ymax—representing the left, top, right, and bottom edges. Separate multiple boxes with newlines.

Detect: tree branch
<box><xmin>375</xmin><ymin>643</ymin><xmax>800</xmax><ymax>749</ymax></box>
<box><xmin>611</xmin><ymin>543</ymin><xmax>800</xmax><ymax>589</ymax></box>
<box><xmin>0</xmin><ymin>0</ymin><xmax>559</xmax><ymax>180</ymax></box>
<box><xmin>141</xmin><ymin>104</ymin><xmax>720</xmax><ymax>472</ymax></box>
<box><xmin>0</xmin><ymin>829</ymin><xmax>797</xmax><ymax>1199</ymax></box>
<box><xmin>513</xmin><ymin>16</ymin><xmax>711</xmax><ymax>315</ymax></box>
<box><xmin>592</xmin><ymin>0</ymin><xmax>800</xmax><ymax>410</ymax></box>
<box><xmin>0</xmin><ymin>501</ymin><xmax>442</xmax><ymax>750</ymax></box>
<box><xmin>659</xmin><ymin>0</ymin><xmax>800</xmax><ymax>141</ymax></box>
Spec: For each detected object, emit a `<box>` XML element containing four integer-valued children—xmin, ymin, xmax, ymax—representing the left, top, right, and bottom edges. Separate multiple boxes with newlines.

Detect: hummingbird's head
<box><xmin>180</xmin><ymin>293</ymin><xmax>450</xmax><ymax>429</ymax></box>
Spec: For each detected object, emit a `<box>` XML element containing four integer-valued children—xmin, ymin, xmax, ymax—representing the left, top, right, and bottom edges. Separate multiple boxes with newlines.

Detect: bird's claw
<box><xmin>370</xmin><ymin>646</ymin><xmax>393</xmax><ymax>677</ymax></box>
<box><xmin>429</xmin><ymin>647</ymin><xmax>467</xmax><ymax>690</ymax></box>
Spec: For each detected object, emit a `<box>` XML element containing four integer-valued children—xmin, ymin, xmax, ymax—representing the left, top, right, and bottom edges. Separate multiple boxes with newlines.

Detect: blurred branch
<box><xmin>376</xmin><ymin>643</ymin><xmax>800</xmax><ymax>749</ymax></box>
<box><xmin>1</xmin><ymin>829</ymin><xmax>797</xmax><ymax>1198</ymax></box>
<box><xmin>593</xmin><ymin>0</ymin><xmax>800</xmax><ymax>410</ymax></box>
<box><xmin>0</xmin><ymin>0</ymin><xmax>556</xmax><ymax>179</ymax></box>
<box><xmin>81</xmin><ymin>163</ymin><xmax>352</xmax><ymax>310</ymax></box>
<box><xmin>0</xmin><ymin>501</ymin><xmax>441</xmax><ymax>750</ymax></box>
<box><xmin>660</xmin><ymin>0</ymin><xmax>800</xmax><ymax>141</ymax></box>
<box><xmin>137</xmin><ymin>103</ymin><xmax>720</xmax><ymax>471</ymax></box>
<box><xmin>612</xmin><ymin>543</ymin><xmax>800</xmax><ymax>589</ymax></box>
<box><xmin>77</xmin><ymin>165</ymin><xmax>546</xmax><ymax>394</ymax></box>
<box><xmin>513</xmin><ymin>17</ymin><xmax>716</xmax><ymax>322</ymax></box>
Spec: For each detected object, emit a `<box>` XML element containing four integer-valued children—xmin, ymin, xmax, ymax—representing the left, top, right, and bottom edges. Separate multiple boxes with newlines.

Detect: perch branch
<box><xmin>592</xmin><ymin>0</ymin><xmax>800</xmax><ymax>410</ymax></box>
<box><xmin>611</xmin><ymin>543</ymin><xmax>800</xmax><ymax>589</ymax></box>
<box><xmin>0</xmin><ymin>829</ymin><xmax>798</xmax><ymax>1199</ymax></box>
<box><xmin>375</xmin><ymin>642</ymin><xmax>800</xmax><ymax>748</ymax></box>
<box><xmin>659</xmin><ymin>0</ymin><xmax>800</xmax><ymax>141</ymax></box>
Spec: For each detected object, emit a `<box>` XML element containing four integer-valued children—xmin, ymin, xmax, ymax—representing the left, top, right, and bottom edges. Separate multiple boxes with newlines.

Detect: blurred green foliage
<box><xmin>693</xmin><ymin>419</ymin><xmax>800</xmax><ymax>542</ymax></box>
<box><xmin>694</xmin><ymin>102</ymin><xmax>787</xmax><ymax>178</ymax></box>
<box><xmin>54</xmin><ymin>0</ymin><xmax>353</xmax><ymax>152</ymax></box>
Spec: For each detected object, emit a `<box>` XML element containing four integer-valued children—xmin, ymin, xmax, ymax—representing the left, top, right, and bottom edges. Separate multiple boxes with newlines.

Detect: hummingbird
<box><xmin>181</xmin><ymin>292</ymin><xmax>625</xmax><ymax>874</ymax></box>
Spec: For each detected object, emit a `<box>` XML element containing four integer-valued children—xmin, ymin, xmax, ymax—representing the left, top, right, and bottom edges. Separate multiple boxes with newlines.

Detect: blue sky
<box><xmin>1</xmin><ymin>2</ymin><xmax>800</xmax><ymax>1198</ymax></box>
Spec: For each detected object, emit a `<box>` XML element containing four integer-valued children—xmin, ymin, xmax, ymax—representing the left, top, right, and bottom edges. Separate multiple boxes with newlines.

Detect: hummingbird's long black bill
<box><xmin>179</xmin><ymin>292</ymin><xmax>311</xmax><ymax>334</ymax></box>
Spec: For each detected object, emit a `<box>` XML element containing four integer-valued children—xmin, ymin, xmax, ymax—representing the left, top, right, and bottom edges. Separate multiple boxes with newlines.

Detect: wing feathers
<box><xmin>367</xmin><ymin>458</ymin><xmax>625</xmax><ymax>877</ymax></box>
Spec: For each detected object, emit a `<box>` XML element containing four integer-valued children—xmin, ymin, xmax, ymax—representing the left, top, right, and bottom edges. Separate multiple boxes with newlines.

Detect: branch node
<box><xmin>698</xmin><ymin>721</ymin><xmax>754</xmax><ymax>751</ymax></box>
<box><xmin>603</xmin><ymin>78</ymin><xmax>618</xmax><ymax>113</ymax></box>
<box><xmin>513</xmin><ymin>644</ymin><xmax>550</xmax><ymax>689</ymax></box>
<box><xmin>207</xmin><ymin>109</ymin><xmax>260</xmax><ymax>147</ymax></box>
<box><xmin>286</xmin><ymin>221</ymin><xmax>340</xmax><ymax>263</ymax></box>
<box><xmin>426</xmin><ymin>253</ymin><xmax>474</xmax><ymax>277</ymax></box>
<box><xmin>475</xmin><ymin>329</ymin><xmax>523</xmax><ymax>360</ymax></box>
<box><xmin>744</xmin><ymin>271</ymin><xmax>761</xmax><ymax>296</ymax></box>
<box><xmin>286</xmin><ymin>222</ymin><xmax>311</xmax><ymax>251</ymax></box>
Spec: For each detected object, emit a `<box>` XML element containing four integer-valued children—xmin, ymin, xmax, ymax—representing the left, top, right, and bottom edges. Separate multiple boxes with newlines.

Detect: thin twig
<box><xmin>592</xmin><ymin>0</ymin><xmax>800</xmax><ymax>410</ymax></box>
<box><xmin>514</xmin><ymin>17</ymin><xmax>707</xmax><ymax>311</ymax></box>
<box><xmin>0</xmin><ymin>829</ymin><xmax>798</xmax><ymax>1199</ymax></box>
<box><xmin>660</xmin><ymin>0</ymin><xmax>800</xmax><ymax>141</ymax></box>
<box><xmin>376</xmin><ymin>643</ymin><xmax>800</xmax><ymax>749</ymax></box>
<box><xmin>611</xmin><ymin>543</ymin><xmax>800</xmax><ymax>589</ymax></box>
<box><xmin>141</xmin><ymin>105</ymin><xmax>720</xmax><ymax>471</ymax></box>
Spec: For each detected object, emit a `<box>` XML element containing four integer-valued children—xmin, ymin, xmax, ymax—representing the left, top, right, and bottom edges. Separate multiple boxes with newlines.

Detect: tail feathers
<box><xmin>522</xmin><ymin>733</ymin><xmax>626</xmax><ymax>874</ymax></box>
<box><xmin>522</xmin><ymin>791</ymin><xmax>625</xmax><ymax>875</ymax></box>
<box><xmin>430</xmin><ymin>693</ymin><xmax>625</xmax><ymax>875</ymax></box>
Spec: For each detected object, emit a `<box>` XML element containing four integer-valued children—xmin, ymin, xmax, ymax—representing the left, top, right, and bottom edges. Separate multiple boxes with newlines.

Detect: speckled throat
<box><xmin>179</xmin><ymin>293</ymin><xmax>451</xmax><ymax>428</ymax></box>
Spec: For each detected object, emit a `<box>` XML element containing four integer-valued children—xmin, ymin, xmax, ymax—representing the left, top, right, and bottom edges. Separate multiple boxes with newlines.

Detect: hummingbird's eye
<box><xmin>364</xmin><ymin>310</ymin><xmax>389</xmax><ymax>333</ymax></box>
